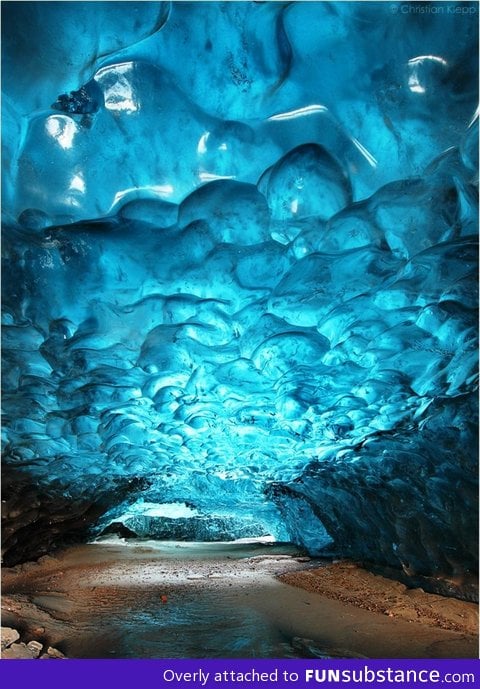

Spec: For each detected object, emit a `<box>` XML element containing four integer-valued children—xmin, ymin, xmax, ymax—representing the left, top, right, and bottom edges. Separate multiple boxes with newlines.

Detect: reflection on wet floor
<box><xmin>62</xmin><ymin>585</ymin><xmax>295</xmax><ymax>658</ymax></box>
<box><xmin>2</xmin><ymin>542</ymin><xmax>478</xmax><ymax>659</ymax></box>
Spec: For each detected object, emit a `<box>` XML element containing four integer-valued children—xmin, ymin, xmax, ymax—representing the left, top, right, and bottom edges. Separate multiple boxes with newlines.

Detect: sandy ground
<box><xmin>280</xmin><ymin>562</ymin><xmax>479</xmax><ymax>635</ymax></box>
<box><xmin>1</xmin><ymin>540</ymin><xmax>478</xmax><ymax>659</ymax></box>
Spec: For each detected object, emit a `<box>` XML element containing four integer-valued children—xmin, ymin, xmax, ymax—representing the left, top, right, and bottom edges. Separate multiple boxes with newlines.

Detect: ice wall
<box><xmin>1</xmin><ymin>1</ymin><xmax>478</xmax><ymax>592</ymax></box>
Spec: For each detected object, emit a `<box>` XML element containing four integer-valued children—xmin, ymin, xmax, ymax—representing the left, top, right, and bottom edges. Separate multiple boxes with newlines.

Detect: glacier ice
<box><xmin>1</xmin><ymin>0</ymin><xmax>478</xmax><ymax>591</ymax></box>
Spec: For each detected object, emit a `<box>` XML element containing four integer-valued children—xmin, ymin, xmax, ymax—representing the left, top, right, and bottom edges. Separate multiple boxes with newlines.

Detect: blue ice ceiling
<box><xmin>1</xmin><ymin>1</ymin><xmax>478</xmax><ymax>580</ymax></box>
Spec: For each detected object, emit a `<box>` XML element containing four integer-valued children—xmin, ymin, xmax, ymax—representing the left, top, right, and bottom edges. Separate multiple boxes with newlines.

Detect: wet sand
<box><xmin>2</xmin><ymin>540</ymin><xmax>478</xmax><ymax>658</ymax></box>
<box><xmin>280</xmin><ymin>562</ymin><xmax>479</xmax><ymax>635</ymax></box>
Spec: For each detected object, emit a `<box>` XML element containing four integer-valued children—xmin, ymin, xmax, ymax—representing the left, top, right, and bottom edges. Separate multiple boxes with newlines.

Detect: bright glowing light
<box><xmin>468</xmin><ymin>105</ymin><xmax>479</xmax><ymax>128</ymax></box>
<box><xmin>141</xmin><ymin>502</ymin><xmax>200</xmax><ymax>518</ymax></box>
<box><xmin>198</xmin><ymin>172</ymin><xmax>235</xmax><ymax>182</ymax></box>
<box><xmin>45</xmin><ymin>115</ymin><xmax>78</xmax><ymax>149</ymax></box>
<box><xmin>407</xmin><ymin>55</ymin><xmax>448</xmax><ymax>67</ymax></box>
<box><xmin>197</xmin><ymin>131</ymin><xmax>210</xmax><ymax>155</ymax></box>
<box><xmin>95</xmin><ymin>62</ymin><xmax>139</xmax><ymax>114</ymax></box>
<box><xmin>150</xmin><ymin>184</ymin><xmax>175</xmax><ymax>196</ymax></box>
<box><xmin>408</xmin><ymin>80</ymin><xmax>426</xmax><ymax>94</ymax></box>
<box><xmin>350</xmin><ymin>137</ymin><xmax>378</xmax><ymax>168</ymax></box>
<box><xmin>407</xmin><ymin>55</ymin><xmax>448</xmax><ymax>95</ymax></box>
<box><xmin>69</xmin><ymin>173</ymin><xmax>86</xmax><ymax>193</ymax></box>
<box><xmin>267</xmin><ymin>104</ymin><xmax>328</xmax><ymax>121</ymax></box>
<box><xmin>111</xmin><ymin>184</ymin><xmax>175</xmax><ymax>208</ymax></box>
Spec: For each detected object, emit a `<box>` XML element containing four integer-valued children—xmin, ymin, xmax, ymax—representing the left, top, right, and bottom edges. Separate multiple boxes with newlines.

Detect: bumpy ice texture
<box><xmin>1</xmin><ymin>1</ymin><xmax>478</xmax><ymax>591</ymax></box>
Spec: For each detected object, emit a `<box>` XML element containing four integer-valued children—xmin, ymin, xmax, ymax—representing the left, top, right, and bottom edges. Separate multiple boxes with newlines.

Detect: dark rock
<box><xmin>98</xmin><ymin>522</ymin><xmax>138</xmax><ymax>539</ymax></box>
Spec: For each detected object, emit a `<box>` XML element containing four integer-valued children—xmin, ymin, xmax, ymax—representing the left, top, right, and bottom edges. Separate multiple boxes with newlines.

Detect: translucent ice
<box><xmin>263</xmin><ymin>144</ymin><xmax>352</xmax><ymax>221</ymax></box>
<box><xmin>1</xmin><ymin>2</ymin><xmax>478</xmax><ymax>587</ymax></box>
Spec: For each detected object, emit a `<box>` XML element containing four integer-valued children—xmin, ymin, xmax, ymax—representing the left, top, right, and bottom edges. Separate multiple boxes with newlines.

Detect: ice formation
<box><xmin>1</xmin><ymin>1</ymin><xmax>478</xmax><ymax>590</ymax></box>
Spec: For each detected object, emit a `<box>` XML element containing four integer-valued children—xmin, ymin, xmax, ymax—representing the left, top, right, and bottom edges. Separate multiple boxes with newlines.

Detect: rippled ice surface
<box><xmin>1</xmin><ymin>2</ymin><xmax>478</xmax><ymax>581</ymax></box>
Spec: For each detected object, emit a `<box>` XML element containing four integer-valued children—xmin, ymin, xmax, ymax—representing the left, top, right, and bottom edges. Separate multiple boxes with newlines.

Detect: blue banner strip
<box><xmin>0</xmin><ymin>658</ymin><xmax>478</xmax><ymax>688</ymax></box>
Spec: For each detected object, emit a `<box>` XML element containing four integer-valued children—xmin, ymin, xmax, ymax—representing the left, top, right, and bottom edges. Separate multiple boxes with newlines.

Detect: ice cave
<box><xmin>1</xmin><ymin>0</ymin><xmax>479</xmax><ymax>659</ymax></box>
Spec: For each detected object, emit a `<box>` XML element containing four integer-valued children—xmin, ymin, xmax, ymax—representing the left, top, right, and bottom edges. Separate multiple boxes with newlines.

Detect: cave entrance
<box><xmin>98</xmin><ymin>500</ymin><xmax>283</xmax><ymax>544</ymax></box>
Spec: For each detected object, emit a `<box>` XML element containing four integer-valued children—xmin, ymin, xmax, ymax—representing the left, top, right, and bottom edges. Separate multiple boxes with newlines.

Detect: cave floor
<box><xmin>1</xmin><ymin>540</ymin><xmax>478</xmax><ymax>659</ymax></box>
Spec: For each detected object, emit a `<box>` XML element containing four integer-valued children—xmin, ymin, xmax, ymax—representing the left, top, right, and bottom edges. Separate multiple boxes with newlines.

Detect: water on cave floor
<box><xmin>3</xmin><ymin>541</ymin><xmax>477</xmax><ymax>659</ymax></box>
<box><xmin>7</xmin><ymin>540</ymin><xmax>308</xmax><ymax>658</ymax></box>
<box><xmin>61</xmin><ymin>583</ymin><xmax>295</xmax><ymax>659</ymax></box>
